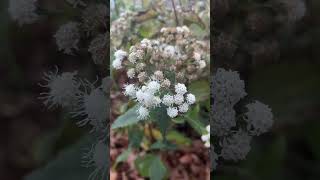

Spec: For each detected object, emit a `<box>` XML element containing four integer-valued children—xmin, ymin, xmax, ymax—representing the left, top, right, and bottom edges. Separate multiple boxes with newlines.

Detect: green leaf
<box><xmin>111</xmin><ymin>105</ymin><xmax>141</xmax><ymax>129</ymax></box>
<box><xmin>171</xmin><ymin>116</ymin><xmax>185</xmax><ymax>124</ymax></box>
<box><xmin>188</xmin><ymin>80</ymin><xmax>210</xmax><ymax>102</ymax></box>
<box><xmin>135</xmin><ymin>154</ymin><xmax>157</xmax><ymax>177</ymax></box>
<box><xmin>113</xmin><ymin>148</ymin><xmax>131</xmax><ymax>169</ymax></box>
<box><xmin>166</xmin><ymin>131</ymin><xmax>192</xmax><ymax>146</ymax></box>
<box><xmin>149</xmin><ymin>156</ymin><xmax>167</xmax><ymax>180</ymax></box>
<box><xmin>129</xmin><ymin>127</ymin><xmax>144</xmax><ymax>148</ymax></box>
<box><xmin>150</xmin><ymin>140</ymin><xmax>177</xmax><ymax>150</ymax></box>
<box><xmin>150</xmin><ymin>105</ymin><xmax>171</xmax><ymax>138</ymax></box>
<box><xmin>25</xmin><ymin>135</ymin><xmax>94</xmax><ymax>180</ymax></box>
<box><xmin>189</xmin><ymin>23</ymin><xmax>206</xmax><ymax>39</ymax></box>
<box><xmin>184</xmin><ymin>105</ymin><xmax>206</xmax><ymax>135</ymax></box>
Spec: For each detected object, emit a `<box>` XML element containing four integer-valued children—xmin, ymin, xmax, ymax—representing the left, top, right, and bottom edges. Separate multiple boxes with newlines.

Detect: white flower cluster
<box><xmin>123</xmin><ymin>80</ymin><xmax>195</xmax><ymax>120</ymax></box>
<box><xmin>8</xmin><ymin>0</ymin><xmax>39</xmax><ymax>26</ymax></box>
<box><xmin>211</xmin><ymin>68</ymin><xmax>274</xmax><ymax>170</ymax></box>
<box><xmin>112</xmin><ymin>49</ymin><xmax>127</xmax><ymax>70</ymax></box>
<box><xmin>54</xmin><ymin>22</ymin><xmax>80</xmax><ymax>55</ymax></box>
<box><xmin>110</xmin><ymin>11</ymin><xmax>136</xmax><ymax>47</ymax></box>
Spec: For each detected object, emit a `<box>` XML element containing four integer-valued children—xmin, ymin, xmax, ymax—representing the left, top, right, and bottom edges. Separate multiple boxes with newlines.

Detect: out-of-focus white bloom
<box><xmin>176</xmin><ymin>26</ymin><xmax>183</xmax><ymax>33</ymax></box>
<box><xmin>220</xmin><ymin>130</ymin><xmax>252</xmax><ymax>161</ymax></box>
<box><xmin>39</xmin><ymin>70</ymin><xmax>79</xmax><ymax>109</ymax></box>
<box><xmin>153</xmin><ymin>71</ymin><xmax>164</xmax><ymax>81</ymax></box>
<box><xmin>160</xmin><ymin>27</ymin><xmax>167</xmax><ymax>33</ymax></box>
<box><xmin>136</xmin><ymin>89</ymin><xmax>145</xmax><ymax>103</ymax></box>
<box><xmin>146</xmin><ymin>81</ymin><xmax>160</xmax><ymax>94</ymax></box>
<box><xmin>167</xmin><ymin>107</ymin><xmax>178</xmax><ymax>118</ymax></box>
<box><xmin>123</xmin><ymin>84</ymin><xmax>136</xmax><ymax>98</ymax></box>
<box><xmin>82</xmin><ymin>141</ymin><xmax>108</xmax><ymax>180</ymax></box>
<box><xmin>178</xmin><ymin>103</ymin><xmax>189</xmax><ymax>113</ymax></box>
<box><xmin>112</xmin><ymin>58</ymin><xmax>122</xmax><ymax>69</ymax></box>
<box><xmin>72</xmin><ymin>87</ymin><xmax>107</xmax><ymax>133</ymax></box>
<box><xmin>161</xmin><ymin>79</ymin><xmax>171</xmax><ymax>88</ymax></box>
<box><xmin>182</xmin><ymin>26</ymin><xmax>190</xmax><ymax>33</ymax></box>
<box><xmin>54</xmin><ymin>22</ymin><xmax>80</xmax><ymax>55</ymax></box>
<box><xmin>164</xmin><ymin>45</ymin><xmax>176</xmax><ymax>57</ymax></box>
<box><xmin>127</xmin><ymin>68</ymin><xmax>135</xmax><ymax>79</ymax></box>
<box><xmin>280</xmin><ymin>0</ymin><xmax>306</xmax><ymax>22</ymax></box>
<box><xmin>212</xmin><ymin>68</ymin><xmax>247</xmax><ymax>106</ymax></box>
<box><xmin>153</xmin><ymin>96</ymin><xmax>162</xmax><ymax>107</ymax></box>
<box><xmin>245</xmin><ymin>101</ymin><xmax>273</xmax><ymax>136</ymax></box>
<box><xmin>201</xmin><ymin>125</ymin><xmax>210</xmax><ymax>148</ymax></box>
<box><xmin>137</xmin><ymin>106</ymin><xmax>149</xmax><ymax>120</ymax></box>
<box><xmin>162</xmin><ymin>94</ymin><xmax>174</xmax><ymax>106</ymax></box>
<box><xmin>175</xmin><ymin>83</ymin><xmax>187</xmax><ymax>95</ymax></box>
<box><xmin>142</xmin><ymin>91</ymin><xmax>156</xmax><ymax>107</ymax></box>
<box><xmin>8</xmin><ymin>0</ymin><xmax>39</xmax><ymax>26</ymax></box>
<box><xmin>174</xmin><ymin>94</ymin><xmax>184</xmax><ymax>105</ymax></box>
<box><xmin>128</xmin><ymin>52</ymin><xmax>137</xmax><ymax>64</ymax></box>
<box><xmin>211</xmin><ymin>103</ymin><xmax>236</xmax><ymax>136</ymax></box>
<box><xmin>88</xmin><ymin>33</ymin><xmax>107</xmax><ymax>65</ymax></box>
<box><xmin>186</xmin><ymin>93</ymin><xmax>196</xmax><ymax>104</ymax></box>
<box><xmin>198</xmin><ymin>60</ymin><xmax>206</xmax><ymax>69</ymax></box>
<box><xmin>114</xmin><ymin>49</ymin><xmax>127</xmax><ymax>60</ymax></box>
<box><xmin>193</xmin><ymin>52</ymin><xmax>201</xmax><ymax>61</ymax></box>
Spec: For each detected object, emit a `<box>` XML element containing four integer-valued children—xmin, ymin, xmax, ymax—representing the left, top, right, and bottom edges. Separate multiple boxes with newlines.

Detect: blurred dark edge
<box><xmin>0</xmin><ymin>0</ymin><xmax>110</xmax><ymax>180</ymax></box>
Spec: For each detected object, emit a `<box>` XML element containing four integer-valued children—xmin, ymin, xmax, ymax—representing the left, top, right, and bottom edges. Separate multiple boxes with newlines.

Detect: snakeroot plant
<box><xmin>110</xmin><ymin>2</ymin><xmax>210</xmax><ymax>176</ymax></box>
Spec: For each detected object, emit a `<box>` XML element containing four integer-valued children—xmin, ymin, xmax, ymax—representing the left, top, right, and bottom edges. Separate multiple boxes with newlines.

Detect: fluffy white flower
<box><xmin>174</xmin><ymin>94</ymin><xmax>184</xmax><ymax>105</ymax></box>
<box><xmin>164</xmin><ymin>45</ymin><xmax>176</xmax><ymax>57</ymax></box>
<box><xmin>137</xmin><ymin>106</ymin><xmax>149</xmax><ymax>120</ymax></box>
<box><xmin>112</xmin><ymin>58</ymin><xmax>122</xmax><ymax>69</ymax></box>
<box><xmin>123</xmin><ymin>84</ymin><xmax>136</xmax><ymax>97</ymax></box>
<box><xmin>142</xmin><ymin>91</ymin><xmax>156</xmax><ymax>107</ymax></box>
<box><xmin>182</xmin><ymin>26</ymin><xmax>190</xmax><ymax>33</ymax></box>
<box><xmin>160</xmin><ymin>27</ymin><xmax>167</xmax><ymax>33</ymax></box>
<box><xmin>153</xmin><ymin>96</ymin><xmax>162</xmax><ymax>107</ymax></box>
<box><xmin>212</xmin><ymin>68</ymin><xmax>247</xmax><ymax>106</ymax></box>
<box><xmin>114</xmin><ymin>49</ymin><xmax>127</xmax><ymax>60</ymax></box>
<box><xmin>186</xmin><ymin>93</ymin><xmax>196</xmax><ymax>104</ymax></box>
<box><xmin>178</xmin><ymin>103</ymin><xmax>189</xmax><ymax>113</ymax></box>
<box><xmin>176</xmin><ymin>26</ymin><xmax>183</xmax><ymax>33</ymax></box>
<box><xmin>54</xmin><ymin>22</ymin><xmax>80</xmax><ymax>55</ymax></box>
<box><xmin>162</xmin><ymin>94</ymin><xmax>174</xmax><ymax>106</ymax></box>
<box><xmin>127</xmin><ymin>68</ymin><xmax>135</xmax><ymax>79</ymax></box>
<box><xmin>8</xmin><ymin>0</ymin><xmax>39</xmax><ymax>26</ymax></box>
<box><xmin>220</xmin><ymin>130</ymin><xmax>252</xmax><ymax>161</ymax></box>
<box><xmin>88</xmin><ymin>33</ymin><xmax>107</xmax><ymax>65</ymax></box>
<box><xmin>146</xmin><ymin>81</ymin><xmax>160</xmax><ymax>94</ymax></box>
<box><xmin>82</xmin><ymin>141</ymin><xmax>108</xmax><ymax>180</ymax></box>
<box><xmin>128</xmin><ymin>52</ymin><xmax>137</xmax><ymax>64</ymax></box>
<box><xmin>167</xmin><ymin>107</ymin><xmax>178</xmax><ymax>118</ymax></box>
<box><xmin>193</xmin><ymin>52</ymin><xmax>201</xmax><ymax>61</ymax></box>
<box><xmin>175</xmin><ymin>83</ymin><xmax>187</xmax><ymax>95</ymax></box>
<box><xmin>198</xmin><ymin>60</ymin><xmax>206</xmax><ymax>69</ymax></box>
<box><xmin>136</xmin><ymin>89</ymin><xmax>145</xmax><ymax>103</ymax></box>
<box><xmin>39</xmin><ymin>70</ymin><xmax>80</xmax><ymax>109</ymax></box>
<box><xmin>201</xmin><ymin>125</ymin><xmax>210</xmax><ymax>148</ymax></box>
<box><xmin>245</xmin><ymin>101</ymin><xmax>273</xmax><ymax>136</ymax></box>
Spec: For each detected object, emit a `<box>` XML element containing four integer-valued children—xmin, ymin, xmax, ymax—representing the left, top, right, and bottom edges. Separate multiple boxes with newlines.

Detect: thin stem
<box><xmin>171</xmin><ymin>0</ymin><xmax>179</xmax><ymax>26</ymax></box>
